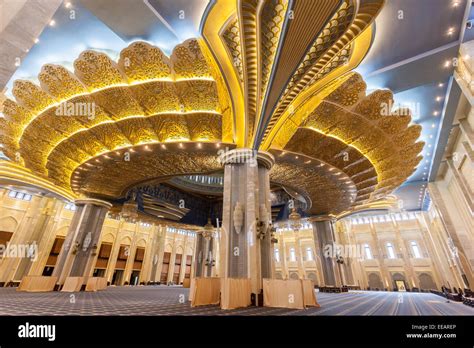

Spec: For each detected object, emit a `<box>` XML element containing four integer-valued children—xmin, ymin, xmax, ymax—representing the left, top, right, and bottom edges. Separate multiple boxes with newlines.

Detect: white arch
<box><xmin>164</xmin><ymin>243</ymin><xmax>173</xmax><ymax>253</ymax></box>
<box><xmin>101</xmin><ymin>233</ymin><xmax>115</xmax><ymax>244</ymax></box>
<box><xmin>120</xmin><ymin>236</ymin><xmax>132</xmax><ymax>245</ymax></box>
<box><xmin>136</xmin><ymin>238</ymin><xmax>147</xmax><ymax>248</ymax></box>
<box><xmin>0</xmin><ymin>216</ymin><xmax>18</xmax><ymax>233</ymax></box>
<box><xmin>55</xmin><ymin>225</ymin><xmax>70</xmax><ymax>237</ymax></box>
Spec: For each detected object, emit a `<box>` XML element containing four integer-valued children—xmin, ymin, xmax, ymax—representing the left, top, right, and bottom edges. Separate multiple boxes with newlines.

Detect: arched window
<box><xmin>411</xmin><ymin>241</ymin><xmax>422</xmax><ymax>258</ymax></box>
<box><xmin>289</xmin><ymin>247</ymin><xmax>296</xmax><ymax>262</ymax></box>
<box><xmin>386</xmin><ymin>242</ymin><xmax>396</xmax><ymax>259</ymax></box>
<box><xmin>274</xmin><ymin>248</ymin><xmax>280</xmax><ymax>262</ymax></box>
<box><xmin>364</xmin><ymin>244</ymin><xmax>373</xmax><ymax>259</ymax></box>
<box><xmin>306</xmin><ymin>247</ymin><xmax>313</xmax><ymax>261</ymax></box>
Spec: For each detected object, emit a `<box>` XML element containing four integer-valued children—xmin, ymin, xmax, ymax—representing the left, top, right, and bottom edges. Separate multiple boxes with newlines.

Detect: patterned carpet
<box><xmin>0</xmin><ymin>286</ymin><xmax>472</xmax><ymax>316</ymax></box>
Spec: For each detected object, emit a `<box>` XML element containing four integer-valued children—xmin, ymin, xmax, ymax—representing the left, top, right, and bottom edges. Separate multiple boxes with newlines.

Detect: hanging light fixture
<box><xmin>201</xmin><ymin>218</ymin><xmax>215</xmax><ymax>240</ymax></box>
<box><xmin>288</xmin><ymin>208</ymin><xmax>302</xmax><ymax>232</ymax></box>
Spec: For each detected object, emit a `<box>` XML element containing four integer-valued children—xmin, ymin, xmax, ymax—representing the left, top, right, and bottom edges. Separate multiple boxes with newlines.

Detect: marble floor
<box><xmin>0</xmin><ymin>286</ymin><xmax>472</xmax><ymax>316</ymax></box>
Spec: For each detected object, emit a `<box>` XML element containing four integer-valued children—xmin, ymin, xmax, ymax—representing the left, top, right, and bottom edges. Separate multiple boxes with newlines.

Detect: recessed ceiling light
<box><xmin>34</xmin><ymin>38</ymin><xmax>39</xmax><ymax>44</ymax></box>
<box><xmin>444</xmin><ymin>60</ymin><xmax>451</xmax><ymax>67</ymax></box>
<box><xmin>429</xmin><ymin>135</ymin><xmax>433</xmax><ymax>139</ymax></box>
<box><xmin>433</xmin><ymin>111</ymin><xmax>439</xmax><ymax>116</ymax></box>
<box><xmin>49</xmin><ymin>20</ymin><xmax>56</xmax><ymax>27</ymax></box>
<box><xmin>438</xmin><ymin>83</ymin><xmax>444</xmax><ymax>87</ymax></box>
<box><xmin>436</xmin><ymin>96</ymin><xmax>442</xmax><ymax>102</ymax></box>
<box><xmin>431</xmin><ymin>123</ymin><xmax>436</xmax><ymax>128</ymax></box>
<box><xmin>65</xmin><ymin>2</ymin><xmax>72</xmax><ymax>8</ymax></box>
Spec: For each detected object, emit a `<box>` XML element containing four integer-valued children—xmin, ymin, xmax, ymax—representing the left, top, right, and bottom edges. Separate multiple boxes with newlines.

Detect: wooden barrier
<box><xmin>263</xmin><ymin>279</ymin><xmax>320</xmax><ymax>309</ymax></box>
<box><xmin>182</xmin><ymin>278</ymin><xmax>191</xmax><ymax>288</ymax></box>
<box><xmin>263</xmin><ymin>279</ymin><xmax>305</xmax><ymax>309</ymax></box>
<box><xmin>191</xmin><ymin>277</ymin><xmax>220</xmax><ymax>307</ymax></box>
<box><xmin>188</xmin><ymin>277</ymin><xmax>195</xmax><ymax>302</ymax></box>
<box><xmin>85</xmin><ymin>277</ymin><xmax>107</xmax><ymax>291</ymax></box>
<box><xmin>17</xmin><ymin>276</ymin><xmax>57</xmax><ymax>292</ymax></box>
<box><xmin>61</xmin><ymin>277</ymin><xmax>85</xmax><ymax>292</ymax></box>
<box><xmin>220</xmin><ymin>278</ymin><xmax>251</xmax><ymax>310</ymax></box>
<box><xmin>301</xmin><ymin>279</ymin><xmax>320</xmax><ymax>307</ymax></box>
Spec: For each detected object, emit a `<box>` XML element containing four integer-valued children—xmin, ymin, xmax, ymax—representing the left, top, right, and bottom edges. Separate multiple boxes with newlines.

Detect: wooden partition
<box><xmin>220</xmin><ymin>278</ymin><xmax>251</xmax><ymax>309</ymax></box>
<box><xmin>160</xmin><ymin>252</ymin><xmax>171</xmax><ymax>283</ymax></box>
<box><xmin>17</xmin><ymin>276</ymin><xmax>57</xmax><ymax>292</ymax></box>
<box><xmin>184</xmin><ymin>255</ymin><xmax>192</xmax><ymax>280</ymax></box>
<box><xmin>191</xmin><ymin>277</ymin><xmax>221</xmax><ymax>307</ymax></box>
<box><xmin>0</xmin><ymin>231</ymin><xmax>13</xmax><ymax>246</ymax></box>
<box><xmin>95</xmin><ymin>242</ymin><xmax>112</xmax><ymax>269</ymax></box>
<box><xmin>115</xmin><ymin>245</ymin><xmax>129</xmax><ymax>269</ymax></box>
<box><xmin>173</xmin><ymin>254</ymin><xmax>182</xmax><ymax>283</ymax></box>
<box><xmin>61</xmin><ymin>277</ymin><xmax>85</xmax><ymax>292</ymax></box>
<box><xmin>132</xmin><ymin>247</ymin><xmax>145</xmax><ymax>272</ymax></box>
<box><xmin>42</xmin><ymin>237</ymin><xmax>65</xmax><ymax>276</ymax></box>
<box><xmin>85</xmin><ymin>277</ymin><xmax>107</xmax><ymax>291</ymax></box>
<box><xmin>263</xmin><ymin>279</ymin><xmax>319</xmax><ymax>309</ymax></box>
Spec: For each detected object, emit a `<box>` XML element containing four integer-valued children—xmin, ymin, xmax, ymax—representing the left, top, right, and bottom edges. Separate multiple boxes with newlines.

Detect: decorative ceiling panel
<box><xmin>71</xmin><ymin>142</ymin><xmax>234</xmax><ymax>198</ymax></box>
<box><xmin>1</xmin><ymin>39</ymin><xmax>233</xmax><ymax>196</ymax></box>
<box><xmin>277</xmin><ymin>72</ymin><xmax>424</xmax><ymax>213</ymax></box>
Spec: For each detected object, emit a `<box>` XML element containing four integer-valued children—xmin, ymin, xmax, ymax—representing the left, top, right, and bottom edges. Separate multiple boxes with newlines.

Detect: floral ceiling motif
<box><xmin>0</xmin><ymin>0</ymin><xmax>423</xmax><ymax>217</ymax></box>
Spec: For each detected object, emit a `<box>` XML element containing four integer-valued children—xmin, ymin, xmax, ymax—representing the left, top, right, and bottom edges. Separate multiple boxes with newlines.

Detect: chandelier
<box><xmin>288</xmin><ymin>208</ymin><xmax>302</xmax><ymax>232</ymax></box>
<box><xmin>201</xmin><ymin>218</ymin><xmax>215</xmax><ymax>240</ymax></box>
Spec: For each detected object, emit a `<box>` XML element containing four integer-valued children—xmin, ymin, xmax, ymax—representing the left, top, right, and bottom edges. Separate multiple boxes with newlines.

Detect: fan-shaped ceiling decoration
<box><xmin>0</xmin><ymin>0</ymin><xmax>423</xmax><ymax>217</ymax></box>
<box><xmin>0</xmin><ymin>39</ymin><xmax>233</xmax><ymax>193</ymax></box>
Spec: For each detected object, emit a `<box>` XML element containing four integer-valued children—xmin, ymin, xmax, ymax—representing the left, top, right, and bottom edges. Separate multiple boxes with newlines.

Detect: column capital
<box><xmin>74</xmin><ymin>198</ymin><xmax>113</xmax><ymax>209</ymax></box>
<box><xmin>308</xmin><ymin>215</ymin><xmax>336</xmax><ymax>223</ymax></box>
<box><xmin>218</xmin><ymin>148</ymin><xmax>275</xmax><ymax>169</ymax></box>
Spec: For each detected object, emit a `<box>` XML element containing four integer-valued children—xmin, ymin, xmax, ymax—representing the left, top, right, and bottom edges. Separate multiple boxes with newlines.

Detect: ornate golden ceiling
<box><xmin>270</xmin><ymin>72</ymin><xmax>423</xmax><ymax>215</ymax></box>
<box><xmin>1</xmin><ymin>39</ymin><xmax>233</xmax><ymax>192</ymax></box>
<box><xmin>0</xmin><ymin>0</ymin><xmax>424</xmax><ymax>217</ymax></box>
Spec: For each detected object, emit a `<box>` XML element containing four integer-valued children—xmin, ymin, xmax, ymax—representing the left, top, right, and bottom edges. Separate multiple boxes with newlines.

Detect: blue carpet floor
<box><xmin>0</xmin><ymin>287</ymin><xmax>472</xmax><ymax>316</ymax></box>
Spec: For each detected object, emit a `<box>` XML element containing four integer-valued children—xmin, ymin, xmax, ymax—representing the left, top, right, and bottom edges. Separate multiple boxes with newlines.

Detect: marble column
<box><xmin>295</xmin><ymin>231</ymin><xmax>306</xmax><ymax>278</ymax></box>
<box><xmin>334</xmin><ymin>223</ymin><xmax>355</xmax><ymax>285</ymax></box>
<box><xmin>148</xmin><ymin>225</ymin><xmax>164</xmax><ymax>283</ymax></box>
<box><xmin>53</xmin><ymin>198</ymin><xmax>112</xmax><ymax>285</ymax></box>
<box><xmin>429</xmin><ymin>183</ymin><xmax>473</xmax><ymax>288</ymax></box>
<box><xmin>311</xmin><ymin>218</ymin><xmax>341</xmax><ymax>287</ymax></box>
<box><xmin>278</xmin><ymin>231</ymin><xmax>288</xmax><ymax>279</ymax></box>
<box><xmin>219</xmin><ymin>149</ymin><xmax>274</xmax><ymax>296</ymax></box>
<box><xmin>167</xmin><ymin>239</ymin><xmax>177</xmax><ymax>284</ymax></box>
<box><xmin>153</xmin><ymin>225</ymin><xmax>166</xmax><ymax>283</ymax></box>
<box><xmin>194</xmin><ymin>232</ymin><xmax>206</xmax><ymax>277</ymax></box>
<box><xmin>193</xmin><ymin>231</ymin><xmax>216</xmax><ymax>278</ymax></box>
<box><xmin>204</xmin><ymin>236</ymin><xmax>215</xmax><ymax>277</ymax></box>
